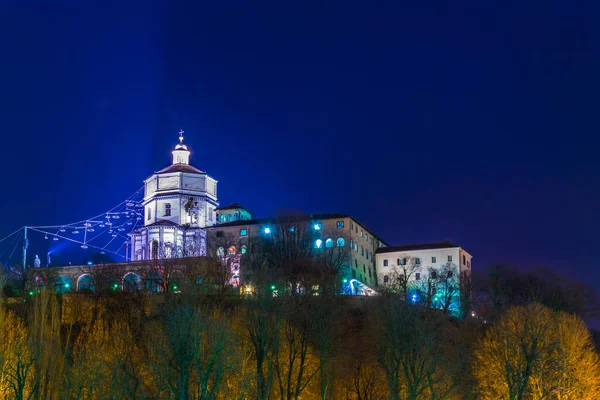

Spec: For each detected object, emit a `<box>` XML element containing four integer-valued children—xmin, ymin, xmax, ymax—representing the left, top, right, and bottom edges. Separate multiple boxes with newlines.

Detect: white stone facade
<box><xmin>375</xmin><ymin>244</ymin><xmax>472</xmax><ymax>287</ymax></box>
<box><xmin>128</xmin><ymin>133</ymin><xmax>218</xmax><ymax>261</ymax></box>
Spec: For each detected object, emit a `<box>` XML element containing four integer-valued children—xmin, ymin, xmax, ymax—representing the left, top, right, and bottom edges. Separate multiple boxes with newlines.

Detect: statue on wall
<box><xmin>34</xmin><ymin>255</ymin><xmax>41</xmax><ymax>268</ymax></box>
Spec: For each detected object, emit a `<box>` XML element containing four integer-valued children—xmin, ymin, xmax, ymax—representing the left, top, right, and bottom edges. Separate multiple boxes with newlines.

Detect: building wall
<box><xmin>206</xmin><ymin>215</ymin><xmax>385</xmax><ymax>288</ymax></box>
<box><xmin>375</xmin><ymin>247</ymin><xmax>472</xmax><ymax>287</ymax></box>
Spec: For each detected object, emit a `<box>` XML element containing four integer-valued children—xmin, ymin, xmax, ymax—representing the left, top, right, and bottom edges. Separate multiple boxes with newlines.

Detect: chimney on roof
<box><xmin>442</xmin><ymin>239</ymin><xmax>452</xmax><ymax>244</ymax></box>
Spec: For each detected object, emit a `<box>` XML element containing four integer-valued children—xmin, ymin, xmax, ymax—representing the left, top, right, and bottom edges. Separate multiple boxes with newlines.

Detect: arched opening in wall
<box><xmin>145</xmin><ymin>273</ymin><xmax>163</xmax><ymax>294</ymax></box>
<box><xmin>164</xmin><ymin>243</ymin><xmax>173</xmax><ymax>258</ymax></box>
<box><xmin>336</xmin><ymin>238</ymin><xmax>345</xmax><ymax>247</ymax></box>
<box><xmin>123</xmin><ymin>273</ymin><xmax>141</xmax><ymax>293</ymax></box>
<box><xmin>217</xmin><ymin>247</ymin><xmax>225</xmax><ymax>257</ymax></box>
<box><xmin>55</xmin><ymin>276</ymin><xmax>73</xmax><ymax>294</ymax></box>
<box><xmin>241</xmin><ymin>245</ymin><xmax>248</xmax><ymax>255</ymax></box>
<box><xmin>77</xmin><ymin>274</ymin><xmax>95</xmax><ymax>292</ymax></box>
<box><xmin>151</xmin><ymin>240</ymin><xmax>159</xmax><ymax>260</ymax></box>
<box><xmin>325</xmin><ymin>238</ymin><xmax>334</xmax><ymax>248</ymax></box>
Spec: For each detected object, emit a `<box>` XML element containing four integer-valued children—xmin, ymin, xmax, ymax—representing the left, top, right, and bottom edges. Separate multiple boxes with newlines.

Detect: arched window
<box><xmin>361</xmin><ymin>247</ymin><xmax>364</xmax><ymax>256</ymax></box>
<box><xmin>314</xmin><ymin>239</ymin><xmax>323</xmax><ymax>249</ymax></box>
<box><xmin>151</xmin><ymin>240</ymin><xmax>159</xmax><ymax>260</ymax></box>
<box><xmin>220</xmin><ymin>214</ymin><xmax>227</xmax><ymax>223</ymax></box>
<box><xmin>217</xmin><ymin>247</ymin><xmax>225</xmax><ymax>257</ymax></box>
<box><xmin>147</xmin><ymin>207</ymin><xmax>151</xmax><ymax>220</ymax></box>
<box><xmin>164</xmin><ymin>243</ymin><xmax>173</xmax><ymax>258</ymax></box>
<box><xmin>354</xmin><ymin>243</ymin><xmax>358</xmax><ymax>252</ymax></box>
<box><xmin>227</xmin><ymin>214</ymin><xmax>233</xmax><ymax>222</ymax></box>
<box><xmin>325</xmin><ymin>238</ymin><xmax>334</xmax><ymax>248</ymax></box>
<box><xmin>164</xmin><ymin>203</ymin><xmax>171</xmax><ymax>216</ymax></box>
<box><xmin>241</xmin><ymin>245</ymin><xmax>248</xmax><ymax>254</ymax></box>
<box><xmin>336</xmin><ymin>237</ymin><xmax>345</xmax><ymax>247</ymax></box>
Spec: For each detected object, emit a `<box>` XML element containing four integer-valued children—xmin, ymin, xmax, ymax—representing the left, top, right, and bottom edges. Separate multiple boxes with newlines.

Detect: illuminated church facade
<box><xmin>128</xmin><ymin>132</ymin><xmax>219</xmax><ymax>261</ymax></box>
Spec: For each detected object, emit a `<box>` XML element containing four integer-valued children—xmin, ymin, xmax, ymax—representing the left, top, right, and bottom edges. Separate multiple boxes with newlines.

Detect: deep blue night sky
<box><xmin>1</xmin><ymin>1</ymin><xmax>599</xmax><ymax>283</ymax></box>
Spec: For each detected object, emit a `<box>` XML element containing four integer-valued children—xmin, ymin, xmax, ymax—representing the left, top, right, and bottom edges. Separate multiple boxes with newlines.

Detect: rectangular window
<box><xmin>383</xmin><ymin>259</ymin><xmax>388</xmax><ymax>266</ymax></box>
<box><xmin>216</xmin><ymin>231</ymin><xmax>224</xmax><ymax>237</ymax></box>
<box><xmin>368</xmin><ymin>268</ymin><xmax>372</xmax><ymax>278</ymax></box>
<box><xmin>363</xmin><ymin>264</ymin><xmax>366</xmax><ymax>273</ymax></box>
<box><xmin>355</xmin><ymin>260</ymin><xmax>358</xmax><ymax>268</ymax></box>
<box><xmin>239</xmin><ymin>229</ymin><xmax>247</xmax><ymax>236</ymax></box>
<box><xmin>147</xmin><ymin>208</ymin><xmax>151</xmax><ymax>220</ymax></box>
<box><xmin>415</xmin><ymin>258</ymin><xmax>421</xmax><ymax>264</ymax></box>
<box><xmin>431</xmin><ymin>271</ymin><xmax>437</xmax><ymax>279</ymax></box>
<box><xmin>448</xmin><ymin>255</ymin><xmax>453</xmax><ymax>262</ymax></box>
<box><xmin>350</xmin><ymin>222</ymin><xmax>353</xmax><ymax>230</ymax></box>
<box><xmin>383</xmin><ymin>275</ymin><xmax>389</xmax><ymax>283</ymax></box>
<box><xmin>400</xmin><ymin>258</ymin><xmax>406</xmax><ymax>265</ymax></box>
<box><xmin>415</xmin><ymin>273</ymin><xmax>421</xmax><ymax>280</ymax></box>
<box><xmin>432</xmin><ymin>256</ymin><xmax>436</xmax><ymax>263</ymax></box>
<box><xmin>448</xmin><ymin>271</ymin><xmax>453</xmax><ymax>278</ymax></box>
<box><xmin>164</xmin><ymin>203</ymin><xmax>171</xmax><ymax>216</ymax></box>
<box><xmin>370</xmin><ymin>237</ymin><xmax>373</xmax><ymax>244</ymax></box>
<box><xmin>463</xmin><ymin>255</ymin><xmax>466</xmax><ymax>264</ymax></box>
<box><xmin>337</xmin><ymin>221</ymin><xmax>344</xmax><ymax>228</ymax></box>
<box><xmin>360</xmin><ymin>230</ymin><xmax>363</xmax><ymax>237</ymax></box>
<box><xmin>352</xmin><ymin>270</ymin><xmax>356</xmax><ymax>279</ymax></box>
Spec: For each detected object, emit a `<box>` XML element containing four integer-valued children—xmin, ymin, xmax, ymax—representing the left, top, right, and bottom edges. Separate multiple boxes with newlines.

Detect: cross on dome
<box><xmin>179</xmin><ymin>129</ymin><xmax>184</xmax><ymax>144</ymax></box>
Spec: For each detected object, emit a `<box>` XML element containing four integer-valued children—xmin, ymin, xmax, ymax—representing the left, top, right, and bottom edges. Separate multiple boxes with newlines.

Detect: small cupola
<box><xmin>172</xmin><ymin>129</ymin><xmax>190</xmax><ymax>165</ymax></box>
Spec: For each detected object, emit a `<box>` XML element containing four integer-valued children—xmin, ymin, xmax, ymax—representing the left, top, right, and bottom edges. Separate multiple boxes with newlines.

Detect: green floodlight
<box><xmin>113</xmin><ymin>283</ymin><xmax>119</xmax><ymax>290</ymax></box>
<box><xmin>29</xmin><ymin>291</ymin><xmax>34</xmax><ymax>296</ymax></box>
<box><xmin>270</xmin><ymin>285</ymin><xmax>276</xmax><ymax>290</ymax></box>
<box><xmin>342</xmin><ymin>278</ymin><xmax>348</xmax><ymax>283</ymax></box>
<box><xmin>173</xmin><ymin>285</ymin><xmax>178</xmax><ymax>290</ymax></box>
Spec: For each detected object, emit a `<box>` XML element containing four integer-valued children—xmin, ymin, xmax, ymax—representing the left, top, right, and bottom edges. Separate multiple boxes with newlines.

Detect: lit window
<box><xmin>325</xmin><ymin>238</ymin><xmax>334</xmax><ymax>248</ymax></box>
<box><xmin>376</xmin><ymin>242</ymin><xmax>379</xmax><ymax>248</ymax></box>
<box><xmin>314</xmin><ymin>223</ymin><xmax>322</xmax><ymax>230</ymax></box>
<box><xmin>264</xmin><ymin>227</ymin><xmax>272</xmax><ymax>234</ymax></box>
<box><xmin>227</xmin><ymin>214</ymin><xmax>233</xmax><ymax>222</ymax></box>
<box><xmin>415</xmin><ymin>258</ymin><xmax>421</xmax><ymax>264</ymax></box>
<box><xmin>383</xmin><ymin>259</ymin><xmax>388</xmax><ymax>266</ymax></box>
<box><xmin>240</xmin><ymin>229</ymin><xmax>247</xmax><ymax>236</ymax></box>
<box><xmin>164</xmin><ymin>203</ymin><xmax>171</xmax><ymax>216</ymax></box>
<box><xmin>400</xmin><ymin>258</ymin><xmax>406</xmax><ymax>266</ymax></box>
<box><xmin>360</xmin><ymin>231</ymin><xmax>363</xmax><ymax>237</ymax></box>
<box><xmin>289</xmin><ymin>225</ymin><xmax>295</xmax><ymax>232</ymax></box>
<box><xmin>415</xmin><ymin>273</ymin><xmax>421</xmax><ymax>280</ymax></box>
<box><xmin>350</xmin><ymin>239</ymin><xmax>353</xmax><ymax>248</ymax></box>
<box><xmin>315</xmin><ymin>239</ymin><xmax>323</xmax><ymax>249</ymax></box>
<box><xmin>432</xmin><ymin>256</ymin><xmax>436</xmax><ymax>263</ymax></box>
<box><xmin>370</xmin><ymin>254</ymin><xmax>373</xmax><ymax>261</ymax></box>
<box><xmin>448</xmin><ymin>255</ymin><xmax>453</xmax><ymax>262</ymax></box>
<box><xmin>336</xmin><ymin>238</ymin><xmax>345</xmax><ymax>247</ymax></box>
<box><xmin>220</xmin><ymin>214</ymin><xmax>227</xmax><ymax>222</ymax></box>
<box><xmin>370</xmin><ymin>238</ymin><xmax>373</xmax><ymax>244</ymax></box>
<box><xmin>354</xmin><ymin>243</ymin><xmax>358</xmax><ymax>252</ymax></box>
<box><xmin>217</xmin><ymin>247</ymin><xmax>224</xmax><ymax>256</ymax></box>
<box><xmin>241</xmin><ymin>245</ymin><xmax>248</xmax><ymax>254</ymax></box>
<box><xmin>355</xmin><ymin>226</ymin><xmax>358</xmax><ymax>233</ymax></box>
<box><xmin>337</xmin><ymin>221</ymin><xmax>344</xmax><ymax>228</ymax></box>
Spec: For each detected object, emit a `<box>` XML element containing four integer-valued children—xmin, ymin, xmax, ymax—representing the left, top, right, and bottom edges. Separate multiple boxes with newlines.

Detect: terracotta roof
<box><xmin>156</xmin><ymin>164</ymin><xmax>205</xmax><ymax>174</ymax></box>
<box><xmin>376</xmin><ymin>242</ymin><xmax>460</xmax><ymax>254</ymax></box>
